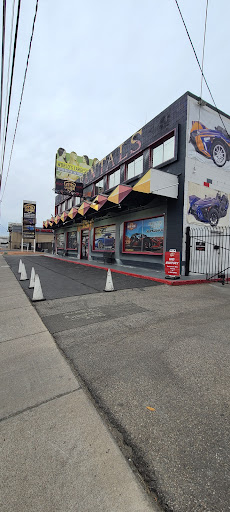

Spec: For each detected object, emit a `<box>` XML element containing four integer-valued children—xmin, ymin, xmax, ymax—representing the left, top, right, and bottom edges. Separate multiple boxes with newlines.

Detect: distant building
<box><xmin>0</xmin><ymin>236</ymin><xmax>9</xmax><ymax>248</ymax></box>
<box><xmin>8</xmin><ymin>223</ymin><xmax>54</xmax><ymax>252</ymax></box>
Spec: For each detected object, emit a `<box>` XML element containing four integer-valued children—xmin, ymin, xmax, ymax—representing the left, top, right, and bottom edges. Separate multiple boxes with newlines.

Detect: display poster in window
<box><xmin>55</xmin><ymin>148</ymin><xmax>98</xmax><ymax>196</ymax></box>
<box><xmin>56</xmin><ymin>233</ymin><xmax>65</xmax><ymax>248</ymax></box>
<box><xmin>67</xmin><ymin>231</ymin><xmax>78</xmax><ymax>250</ymax></box>
<box><xmin>23</xmin><ymin>201</ymin><xmax>36</xmax><ymax>239</ymax></box>
<box><xmin>123</xmin><ymin>216</ymin><xmax>164</xmax><ymax>254</ymax></box>
<box><xmin>94</xmin><ymin>225</ymin><xmax>116</xmax><ymax>251</ymax></box>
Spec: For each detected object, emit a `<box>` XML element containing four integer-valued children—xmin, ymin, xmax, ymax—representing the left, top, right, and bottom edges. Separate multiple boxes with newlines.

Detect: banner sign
<box><xmin>55</xmin><ymin>148</ymin><xmax>97</xmax><ymax>196</ymax></box>
<box><xmin>123</xmin><ymin>216</ymin><xmax>164</xmax><ymax>254</ymax></box>
<box><xmin>23</xmin><ymin>201</ymin><xmax>36</xmax><ymax>239</ymax></box>
<box><xmin>55</xmin><ymin>179</ymin><xmax>83</xmax><ymax>196</ymax></box>
<box><xmin>165</xmin><ymin>250</ymin><xmax>180</xmax><ymax>277</ymax></box>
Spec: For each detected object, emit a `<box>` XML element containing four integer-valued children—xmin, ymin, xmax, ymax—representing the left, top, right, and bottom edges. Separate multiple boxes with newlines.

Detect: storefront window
<box><xmin>67</xmin><ymin>231</ymin><xmax>78</xmax><ymax>250</ymax></box>
<box><xmin>127</xmin><ymin>155</ymin><xmax>143</xmax><ymax>180</ymax></box>
<box><xmin>93</xmin><ymin>225</ymin><xmax>116</xmax><ymax>251</ymax></box>
<box><xmin>123</xmin><ymin>216</ymin><xmax>164</xmax><ymax>254</ymax></box>
<box><xmin>109</xmin><ymin>169</ymin><xmax>120</xmax><ymax>189</ymax></box>
<box><xmin>56</xmin><ymin>233</ymin><xmax>65</xmax><ymax>249</ymax></box>
<box><xmin>74</xmin><ymin>196</ymin><xmax>80</xmax><ymax>206</ymax></box>
<box><xmin>95</xmin><ymin>179</ymin><xmax>104</xmax><ymax>195</ymax></box>
<box><xmin>152</xmin><ymin>136</ymin><xmax>175</xmax><ymax>167</ymax></box>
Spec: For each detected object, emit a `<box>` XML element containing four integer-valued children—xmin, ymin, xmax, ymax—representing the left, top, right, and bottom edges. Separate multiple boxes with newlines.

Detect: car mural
<box><xmin>190</xmin><ymin>121</ymin><xmax>230</xmax><ymax>167</ymax></box>
<box><xmin>129</xmin><ymin>233</ymin><xmax>163</xmax><ymax>251</ymax></box>
<box><xmin>94</xmin><ymin>233</ymin><xmax>115</xmax><ymax>250</ymax></box>
<box><xmin>188</xmin><ymin>192</ymin><xmax>229</xmax><ymax>226</ymax></box>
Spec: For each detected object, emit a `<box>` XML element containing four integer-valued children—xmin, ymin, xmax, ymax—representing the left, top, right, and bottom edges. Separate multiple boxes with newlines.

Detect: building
<box><xmin>8</xmin><ymin>223</ymin><xmax>54</xmax><ymax>252</ymax></box>
<box><xmin>0</xmin><ymin>236</ymin><xmax>8</xmax><ymax>249</ymax></box>
<box><xmin>44</xmin><ymin>92</ymin><xmax>230</xmax><ymax>275</ymax></box>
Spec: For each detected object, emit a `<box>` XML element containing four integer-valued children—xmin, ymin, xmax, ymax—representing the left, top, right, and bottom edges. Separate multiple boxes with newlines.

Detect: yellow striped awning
<box><xmin>133</xmin><ymin>170</ymin><xmax>151</xmax><ymax>194</ymax></box>
<box><xmin>78</xmin><ymin>201</ymin><xmax>91</xmax><ymax>216</ymax></box>
<box><xmin>107</xmin><ymin>184</ymin><xmax>132</xmax><ymax>204</ymax></box>
<box><xmin>90</xmin><ymin>194</ymin><xmax>108</xmax><ymax>211</ymax></box>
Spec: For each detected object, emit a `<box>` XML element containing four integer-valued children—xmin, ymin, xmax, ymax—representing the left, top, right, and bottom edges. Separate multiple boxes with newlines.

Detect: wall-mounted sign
<box><xmin>55</xmin><ymin>148</ymin><xmax>97</xmax><ymax>196</ymax></box>
<box><xmin>196</xmin><ymin>241</ymin><xmax>206</xmax><ymax>251</ymax></box>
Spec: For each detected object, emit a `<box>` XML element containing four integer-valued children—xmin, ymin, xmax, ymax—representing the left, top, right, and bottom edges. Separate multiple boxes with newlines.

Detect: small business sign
<box><xmin>23</xmin><ymin>201</ymin><xmax>36</xmax><ymax>239</ymax></box>
<box><xmin>165</xmin><ymin>249</ymin><xmax>180</xmax><ymax>278</ymax></box>
<box><xmin>196</xmin><ymin>241</ymin><xmax>205</xmax><ymax>251</ymax></box>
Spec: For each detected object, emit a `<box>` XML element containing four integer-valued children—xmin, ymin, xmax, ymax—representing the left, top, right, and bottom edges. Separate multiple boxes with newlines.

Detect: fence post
<box><xmin>185</xmin><ymin>226</ymin><xmax>191</xmax><ymax>276</ymax></box>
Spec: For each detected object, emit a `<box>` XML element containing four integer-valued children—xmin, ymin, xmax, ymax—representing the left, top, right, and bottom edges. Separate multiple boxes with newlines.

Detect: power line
<box><xmin>2</xmin><ymin>0</ymin><xmax>16</xmax><ymax>152</ymax></box>
<box><xmin>174</xmin><ymin>0</ymin><xmax>229</xmax><ymax>135</ymax></box>
<box><xmin>0</xmin><ymin>0</ymin><xmax>21</xmax><ymax>188</ymax></box>
<box><xmin>200</xmin><ymin>0</ymin><xmax>208</xmax><ymax>101</ymax></box>
<box><xmin>0</xmin><ymin>0</ymin><xmax>6</xmax><ymax>144</ymax></box>
<box><xmin>0</xmin><ymin>0</ymin><xmax>39</xmax><ymax>204</ymax></box>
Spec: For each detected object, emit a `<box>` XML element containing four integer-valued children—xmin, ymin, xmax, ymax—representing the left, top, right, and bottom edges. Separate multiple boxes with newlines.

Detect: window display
<box><xmin>67</xmin><ymin>231</ymin><xmax>78</xmax><ymax>250</ymax></box>
<box><xmin>56</xmin><ymin>233</ymin><xmax>65</xmax><ymax>248</ymax></box>
<box><xmin>123</xmin><ymin>216</ymin><xmax>164</xmax><ymax>254</ymax></box>
<box><xmin>93</xmin><ymin>225</ymin><xmax>116</xmax><ymax>251</ymax></box>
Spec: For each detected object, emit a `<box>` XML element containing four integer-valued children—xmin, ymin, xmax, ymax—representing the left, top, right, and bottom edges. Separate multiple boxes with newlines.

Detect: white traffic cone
<box><xmin>29</xmin><ymin>267</ymin><xmax>36</xmax><ymax>288</ymax></box>
<box><xmin>32</xmin><ymin>274</ymin><xmax>44</xmax><ymax>301</ymax></box>
<box><xmin>18</xmin><ymin>259</ymin><xmax>23</xmax><ymax>273</ymax></box>
<box><xmin>104</xmin><ymin>269</ymin><xmax>114</xmax><ymax>292</ymax></box>
<box><xmin>20</xmin><ymin>263</ymin><xmax>28</xmax><ymax>281</ymax></box>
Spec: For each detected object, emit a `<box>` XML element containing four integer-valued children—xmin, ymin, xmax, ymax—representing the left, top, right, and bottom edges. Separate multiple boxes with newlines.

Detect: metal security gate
<box><xmin>185</xmin><ymin>226</ymin><xmax>230</xmax><ymax>282</ymax></box>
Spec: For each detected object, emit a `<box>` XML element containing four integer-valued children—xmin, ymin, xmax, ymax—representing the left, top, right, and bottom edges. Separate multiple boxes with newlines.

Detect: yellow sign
<box><xmin>24</xmin><ymin>203</ymin><xmax>36</xmax><ymax>214</ymax></box>
<box><xmin>55</xmin><ymin>148</ymin><xmax>98</xmax><ymax>195</ymax></box>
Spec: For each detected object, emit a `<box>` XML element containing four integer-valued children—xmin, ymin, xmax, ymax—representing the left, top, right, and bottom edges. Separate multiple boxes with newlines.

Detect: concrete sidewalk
<box><xmin>0</xmin><ymin>255</ymin><xmax>160</xmax><ymax>512</ymax></box>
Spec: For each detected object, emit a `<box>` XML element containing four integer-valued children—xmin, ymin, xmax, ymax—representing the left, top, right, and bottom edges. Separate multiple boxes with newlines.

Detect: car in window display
<box><xmin>188</xmin><ymin>192</ymin><xmax>229</xmax><ymax>227</ymax></box>
<box><xmin>129</xmin><ymin>233</ymin><xmax>163</xmax><ymax>251</ymax></box>
<box><xmin>190</xmin><ymin>121</ymin><xmax>230</xmax><ymax>167</ymax></box>
<box><xmin>94</xmin><ymin>233</ymin><xmax>115</xmax><ymax>250</ymax></box>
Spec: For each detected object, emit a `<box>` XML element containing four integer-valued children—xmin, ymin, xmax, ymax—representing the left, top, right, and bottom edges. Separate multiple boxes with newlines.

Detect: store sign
<box><xmin>165</xmin><ymin>250</ymin><xmax>180</xmax><ymax>277</ymax></box>
<box><xmin>55</xmin><ymin>148</ymin><xmax>97</xmax><ymax>196</ymax></box>
<box><xmin>123</xmin><ymin>216</ymin><xmax>164</xmax><ymax>254</ymax></box>
<box><xmin>23</xmin><ymin>201</ymin><xmax>36</xmax><ymax>239</ymax></box>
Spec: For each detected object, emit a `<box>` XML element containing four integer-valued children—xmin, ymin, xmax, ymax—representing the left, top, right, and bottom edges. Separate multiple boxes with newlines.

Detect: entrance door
<box><xmin>81</xmin><ymin>229</ymin><xmax>89</xmax><ymax>259</ymax></box>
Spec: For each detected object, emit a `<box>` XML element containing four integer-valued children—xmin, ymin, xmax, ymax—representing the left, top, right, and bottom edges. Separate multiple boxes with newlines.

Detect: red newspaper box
<box><xmin>165</xmin><ymin>249</ymin><xmax>180</xmax><ymax>279</ymax></box>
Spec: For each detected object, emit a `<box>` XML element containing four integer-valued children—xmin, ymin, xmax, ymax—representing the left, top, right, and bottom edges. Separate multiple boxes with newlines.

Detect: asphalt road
<box><xmin>5</xmin><ymin>255</ymin><xmax>230</xmax><ymax>512</ymax></box>
<box><xmin>5</xmin><ymin>255</ymin><xmax>162</xmax><ymax>300</ymax></box>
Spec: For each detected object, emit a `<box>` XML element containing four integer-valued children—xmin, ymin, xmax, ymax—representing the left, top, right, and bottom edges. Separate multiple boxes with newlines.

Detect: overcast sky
<box><xmin>0</xmin><ymin>0</ymin><xmax>229</xmax><ymax>235</ymax></box>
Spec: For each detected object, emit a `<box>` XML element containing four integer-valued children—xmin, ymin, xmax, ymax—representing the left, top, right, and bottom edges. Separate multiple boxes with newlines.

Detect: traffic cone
<box><xmin>104</xmin><ymin>269</ymin><xmax>114</xmax><ymax>292</ymax></box>
<box><xmin>18</xmin><ymin>259</ymin><xmax>22</xmax><ymax>273</ymax></box>
<box><xmin>29</xmin><ymin>267</ymin><xmax>36</xmax><ymax>288</ymax></box>
<box><xmin>32</xmin><ymin>274</ymin><xmax>45</xmax><ymax>301</ymax></box>
<box><xmin>20</xmin><ymin>263</ymin><xmax>28</xmax><ymax>281</ymax></box>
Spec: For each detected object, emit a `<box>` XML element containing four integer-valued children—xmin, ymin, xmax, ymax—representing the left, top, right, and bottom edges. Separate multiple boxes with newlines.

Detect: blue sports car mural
<box><xmin>94</xmin><ymin>233</ymin><xmax>115</xmax><ymax>250</ymax></box>
<box><xmin>190</xmin><ymin>121</ymin><xmax>230</xmax><ymax>167</ymax></box>
<box><xmin>188</xmin><ymin>192</ymin><xmax>229</xmax><ymax>226</ymax></box>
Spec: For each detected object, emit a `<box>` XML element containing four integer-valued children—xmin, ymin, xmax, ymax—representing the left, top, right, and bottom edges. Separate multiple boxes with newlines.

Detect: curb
<box><xmin>44</xmin><ymin>255</ymin><xmax>210</xmax><ymax>286</ymax></box>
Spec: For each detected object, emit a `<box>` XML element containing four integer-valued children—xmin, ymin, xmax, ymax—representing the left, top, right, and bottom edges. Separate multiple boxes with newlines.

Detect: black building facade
<box><xmin>45</xmin><ymin>91</ymin><xmax>230</xmax><ymax>274</ymax></box>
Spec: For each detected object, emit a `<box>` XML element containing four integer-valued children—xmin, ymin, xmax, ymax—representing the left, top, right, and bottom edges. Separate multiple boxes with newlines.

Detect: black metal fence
<box><xmin>185</xmin><ymin>226</ymin><xmax>230</xmax><ymax>282</ymax></box>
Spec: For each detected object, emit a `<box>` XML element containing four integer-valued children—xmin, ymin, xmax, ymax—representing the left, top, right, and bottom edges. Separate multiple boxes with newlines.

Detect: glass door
<box><xmin>81</xmin><ymin>229</ymin><xmax>89</xmax><ymax>259</ymax></box>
